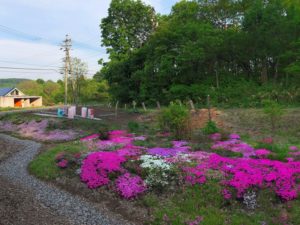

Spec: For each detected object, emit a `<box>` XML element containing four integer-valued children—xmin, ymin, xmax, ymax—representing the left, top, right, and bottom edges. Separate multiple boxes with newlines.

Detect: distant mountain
<box><xmin>0</xmin><ymin>78</ymin><xmax>31</xmax><ymax>88</ymax></box>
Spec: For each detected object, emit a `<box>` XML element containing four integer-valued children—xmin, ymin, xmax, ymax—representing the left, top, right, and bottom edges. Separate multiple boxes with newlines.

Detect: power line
<box><xmin>0</xmin><ymin>24</ymin><xmax>105</xmax><ymax>52</ymax></box>
<box><xmin>0</xmin><ymin>60</ymin><xmax>59</xmax><ymax>68</ymax></box>
<box><xmin>0</xmin><ymin>66</ymin><xmax>59</xmax><ymax>72</ymax></box>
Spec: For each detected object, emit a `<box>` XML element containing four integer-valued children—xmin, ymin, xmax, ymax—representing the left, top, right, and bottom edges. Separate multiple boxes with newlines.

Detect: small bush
<box><xmin>159</xmin><ymin>103</ymin><xmax>191</xmax><ymax>139</ymax></box>
<box><xmin>202</xmin><ymin>121</ymin><xmax>219</xmax><ymax>135</ymax></box>
<box><xmin>128</xmin><ymin>121</ymin><xmax>140</xmax><ymax>133</ymax></box>
<box><xmin>263</xmin><ymin>100</ymin><xmax>284</xmax><ymax>134</ymax></box>
<box><xmin>99</xmin><ymin>126</ymin><xmax>109</xmax><ymax>140</ymax></box>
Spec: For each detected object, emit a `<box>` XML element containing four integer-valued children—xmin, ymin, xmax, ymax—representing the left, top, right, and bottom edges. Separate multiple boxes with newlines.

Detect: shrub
<box><xmin>99</xmin><ymin>126</ymin><xmax>109</xmax><ymax>140</ymax></box>
<box><xmin>159</xmin><ymin>103</ymin><xmax>191</xmax><ymax>139</ymax></box>
<box><xmin>263</xmin><ymin>99</ymin><xmax>284</xmax><ymax>134</ymax></box>
<box><xmin>202</xmin><ymin>121</ymin><xmax>219</xmax><ymax>135</ymax></box>
<box><xmin>128</xmin><ymin>121</ymin><xmax>140</xmax><ymax>133</ymax></box>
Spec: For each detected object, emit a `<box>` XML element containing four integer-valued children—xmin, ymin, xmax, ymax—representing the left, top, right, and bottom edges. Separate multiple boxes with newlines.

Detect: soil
<box><xmin>53</xmin><ymin>176</ymin><xmax>150</xmax><ymax>225</ymax></box>
<box><xmin>0</xmin><ymin>176</ymin><xmax>71</xmax><ymax>225</ymax></box>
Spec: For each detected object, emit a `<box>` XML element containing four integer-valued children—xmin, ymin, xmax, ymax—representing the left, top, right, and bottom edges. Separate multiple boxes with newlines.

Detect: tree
<box><xmin>101</xmin><ymin>0</ymin><xmax>157</xmax><ymax>59</ymax></box>
<box><xmin>99</xmin><ymin>0</ymin><xmax>300</xmax><ymax>106</ymax></box>
<box><xmin>69</xmin><ymin>57</ymin><xmax>88</xmax><ymax>105</ymax></box>
<box><xmin>17</xmin><ymin>80</ymin><xmax>43</xmax><ymax>96</ymax></box>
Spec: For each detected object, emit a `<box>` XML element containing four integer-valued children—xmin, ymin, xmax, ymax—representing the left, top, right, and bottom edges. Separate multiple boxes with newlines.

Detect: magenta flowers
<box><xmin>255</xmin><ymin>149</ymin><xmax>271</xmax><ymax>158</ymax></box>
<box><xmin>185</xmin><ymin>154</ymin><xmax>300</xmax><ymax>201</ymax></box>
<box><xmin>57</xmin><ymin>159</ymin><xmax>68</xmax><ymax>168</ymax></box>
<box><xmin>80</xmin><ymin>152</ymin><xmax>126</xmax><ymax>189</ymax></box>
<box><xmin>115</xmin><ymin>173</ymin><xmax>147</xmax><ymax>199</ymax></box>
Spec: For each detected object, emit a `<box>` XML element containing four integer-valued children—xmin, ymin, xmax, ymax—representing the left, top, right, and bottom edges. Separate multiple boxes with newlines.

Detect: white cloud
<box><xmin>0</xmin><ymin>39</ymin><xmax>106</xmax><ymax>81</ymax></box>
<box><xmin>0</xmin><ymin>0</ymin><xmax>176</xmax><ymax>81</ymax></box>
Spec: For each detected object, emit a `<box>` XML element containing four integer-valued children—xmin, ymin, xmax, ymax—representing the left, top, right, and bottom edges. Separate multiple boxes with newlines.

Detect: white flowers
<box><xmin>140</xmin><ymin>155</ymin><xmax>174</xmax><ymax>190</ymax></box>
<box><xmin>140</xmin><ymin>155</ymin><xmax>171</xmax><ymax>170</ymax></box>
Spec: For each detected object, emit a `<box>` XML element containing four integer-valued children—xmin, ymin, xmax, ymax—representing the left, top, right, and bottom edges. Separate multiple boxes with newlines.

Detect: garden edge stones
<box><xmin>0</xmin><ymin>134</ymin><xmax>132</xmax><ymax>225</ymax></box>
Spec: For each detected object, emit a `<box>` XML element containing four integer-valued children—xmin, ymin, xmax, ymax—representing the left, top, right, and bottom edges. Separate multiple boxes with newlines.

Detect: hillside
<box><xmin>0</xmin><ymin>78</ymin><xmax>31</xmax><ymax>88</ymax></box>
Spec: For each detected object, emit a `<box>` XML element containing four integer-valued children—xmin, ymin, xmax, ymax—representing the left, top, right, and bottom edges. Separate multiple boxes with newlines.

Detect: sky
<box><xmin>0</xmin><ymin>0</ymin><xmax>178</xmax><ymax>81</ymax></box>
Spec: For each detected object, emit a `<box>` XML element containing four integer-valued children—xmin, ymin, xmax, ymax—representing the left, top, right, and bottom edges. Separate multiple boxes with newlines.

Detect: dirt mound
<box><xmin>190</xmin><ymin>108</ymin><xmax>224</xmax><ymax>130</ymax></box>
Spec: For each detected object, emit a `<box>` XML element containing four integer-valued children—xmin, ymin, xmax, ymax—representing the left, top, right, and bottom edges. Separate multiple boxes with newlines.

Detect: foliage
<box><xmin>99</xmin><ymin>0</ymin><xmax>300</xmax><ymax>107</ymax></box>
<box><xmin>263</xmin><ymin>100</ymin><xmax>285</xmax><ymax>133</ymax></box>
<box><xmin>159</xmin><ymin>103</ymin><xmax>190</xmax><ymax>139</ymax></box>
<box><xmin>28</xmin><ymin>142</ymin><xmax>83</xmax><ymax>180</ymax></box>
<box><xmin>0</xmin><ymin>78</ymin><xmax>30</xmax><ymax>88</ymax></box>
<box><xmin>202</xmin><ymin>121</ymin><xmax>219</xmax><ymax>135</ymax></box>
<box><xmin>100</xmin><ymin>0</ymin><xmax>156</xmax><ymax>58</ymax></box>
<box><xmin>127</xmin><ymin>121</ymin><xmax>140</xmax><ymax>133</ymax></box>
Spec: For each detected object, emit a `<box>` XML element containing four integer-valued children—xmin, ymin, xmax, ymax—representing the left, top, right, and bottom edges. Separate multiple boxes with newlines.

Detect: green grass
<box><xmin>148</xmin><ymin>180</ymin><xmax>300</xmax><ymax>225</ymax></box>
<box><xmin>28</xmin><ymin>142</ymin><xmax>83</xmax><ymax>180</ymax></box>
<box><xmin>0</xmin><ymin>112</ymin><xmax>42</xmax><ymax>124</ymax></box>
<box><xmin>46</xmin><ymin>117</ymin><xmax>107</xmax><ymax>133</ymax></box>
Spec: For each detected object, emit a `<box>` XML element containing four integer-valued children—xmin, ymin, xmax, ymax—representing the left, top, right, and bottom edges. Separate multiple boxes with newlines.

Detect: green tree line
<box><xmin>17</xmin><ymin>78</ymin><xmax>109</xmax><ymax>106</ymax></box>
<box><xmin>99</xmin><ymin>0</ymin><xmax>300</xmax><ymax>107</ymax></box>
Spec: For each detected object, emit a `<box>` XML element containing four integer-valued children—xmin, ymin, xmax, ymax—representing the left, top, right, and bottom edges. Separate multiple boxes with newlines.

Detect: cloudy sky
<box><xmin>0</xmin><ymin>0</ymin><xmax>177</xmax><ymax>81</ymax></box>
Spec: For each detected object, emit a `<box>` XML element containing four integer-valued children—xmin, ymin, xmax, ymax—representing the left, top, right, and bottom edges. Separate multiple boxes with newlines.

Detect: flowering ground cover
<box><xmin>0</xmin><ymin>115</ymin><xmax>82</xmax><ymax>141</ymax></box>
<box><xmin>46</xmin><ymin>129</ymin><xmax>300</xmax><ymax>224</ymax></box>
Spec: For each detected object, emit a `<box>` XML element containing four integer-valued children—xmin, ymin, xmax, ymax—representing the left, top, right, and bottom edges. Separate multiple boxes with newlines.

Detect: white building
<box><xmin>0</xmin><ymin>87</ymin><xmax>42</xmax><ymax>108</ymax></box>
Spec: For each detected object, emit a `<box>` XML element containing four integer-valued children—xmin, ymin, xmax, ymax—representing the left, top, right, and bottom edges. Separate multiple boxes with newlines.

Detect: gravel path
<box><xmin>0</xmin><ymin>134</ymin><xmax>131</xmax><ymax>225</ymax></box>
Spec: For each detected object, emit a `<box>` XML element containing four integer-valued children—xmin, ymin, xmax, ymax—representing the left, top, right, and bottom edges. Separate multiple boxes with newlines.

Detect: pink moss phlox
<box><xmin>229</xmin><ymin>133</ymin><xmax>240</xmax><ymax>139</ymax></box>
<box><xmin>186</xmin><ymin>216</ymin><xmax>203</xmax><ymax>225</ymax></box>
<box><xmin>207</xmin><ymin>154</ymin><xmax>300</xmax><ymax>200</ymax></box>
<box><xmin>172</xmin><ymin>140</ymin><xmax>189</xmax><ymax>148</ymax></box>
<box><xmin>222</xmin><ymin>189</ymin><xmax>232</xmax><ymax>200</ymax></box>
<box><xmin>57</xmin><ymin>159</ymin><xmax>68</xmax><ymax>168</ymax></box>
<box><xmin>286</xmin><ymin>158</ymin><xmax>294</xmax><ymax>162</ymax></box>
<box><xmin>148</xmin><ymin>146</ymin><xmax>190</xmax><ymax>157</ymax></box>
<box><xmin>211</xmin><ymin>139</ymin><xmax>255</xmax><ymax>158</ymax></box>
<box><xmin>261</xmin><ymin>137</ymin><xmax>273</xmax><ymax>144</ymax></box>
<box><xmin>110</xmin><ymin>136</ymin><xmax>133</xmax><ymax>145</ymax></box>
<box><xmin>184</xmin><ymin>165</ymin><xmax>207</xmax><ymax>185</ymax></box>
<box><xmin>209</xmin><ymin>133</ymin><xmax>222</xmax><ymax>141</ymax></box>
<box><xmin>134</xmin><ymin>136</ymin><xmax>146</xmax><ymax>141</ymax></box>
<box><xmin>255</xmin><ymin>149</ymin><xmax>271</xmax><ymax>158</ymax></box>
<box><xmin>3</xmin><ymin>119</ymin><xmax>79</xmax><ymax>141</ymax></box>
<box><xmin>115</xmin><ymin>173</ymin><xmax>147</xmax><ymax>199</ymax></box>
<box><xmin>96</xmin><ymin>140</ymin><xmax>116</xmax><ymax>149</ymax></box>
<box><xmin>188</xmin><ymin>151</ymin><xmax>212</xmax><ymax>162</ymax></box>
<box><xmin>183</xmin><ymin>153</ymin><xmax>300</xmax><ymax>201</ymax></box>
<box><xmin>289</xmin><ymin>146</ymin><xmax>299</xmax><ymax>151</ymax></box>
<box><xmin>80</xmin><ymin>151</ymin><xmax>126</xmax><ymax>189</ymax></box>
<box><xmin>80</xmin><ymin>134</ymin><xmax>100</xmax><ymax>141</ymax></box>
<box><xmin>116</xmin><ymin>145</ymin><xmax>142</xmax><ymax>157</ymax></box>
<box><xmin>108</xmin><ymin>130</ymin><xmax>128</xmax><ymax>137</ymax></box>
<box><xmin>289</xmin><ymin>152</ymin><xmax>300</xmax><ymax>156</ymax></box>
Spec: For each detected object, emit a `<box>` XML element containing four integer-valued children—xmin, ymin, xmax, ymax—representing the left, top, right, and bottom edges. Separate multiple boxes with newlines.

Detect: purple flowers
<box><xmin>147</xmin><ymin>147</ymin><xmax>189</xmax><ymax>157</ymax></box>
<box><xmin>115</xmin><ymin>173</ymin><xmax>147</xmax><ymax>199</ymax></box>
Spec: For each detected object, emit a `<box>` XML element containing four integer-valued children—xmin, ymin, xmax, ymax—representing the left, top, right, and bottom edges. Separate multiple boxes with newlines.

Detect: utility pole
<box><xmin>60</xmin><ymin>34</ymin><xmax>72</xmax><ymax>106</ymax></box>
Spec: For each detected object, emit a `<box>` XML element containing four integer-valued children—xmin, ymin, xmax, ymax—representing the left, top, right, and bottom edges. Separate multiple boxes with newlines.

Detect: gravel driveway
<box><xmin>0</xmin><ymin>134</ymin><xmax>131</xmax><ymax>225</ymax></box>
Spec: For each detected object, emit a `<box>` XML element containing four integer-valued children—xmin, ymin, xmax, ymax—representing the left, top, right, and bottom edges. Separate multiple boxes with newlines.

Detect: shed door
<box><xmin>14</xmin><ymin>99</ymin><xmax>22</xmax><ymax>107</ymax></box>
